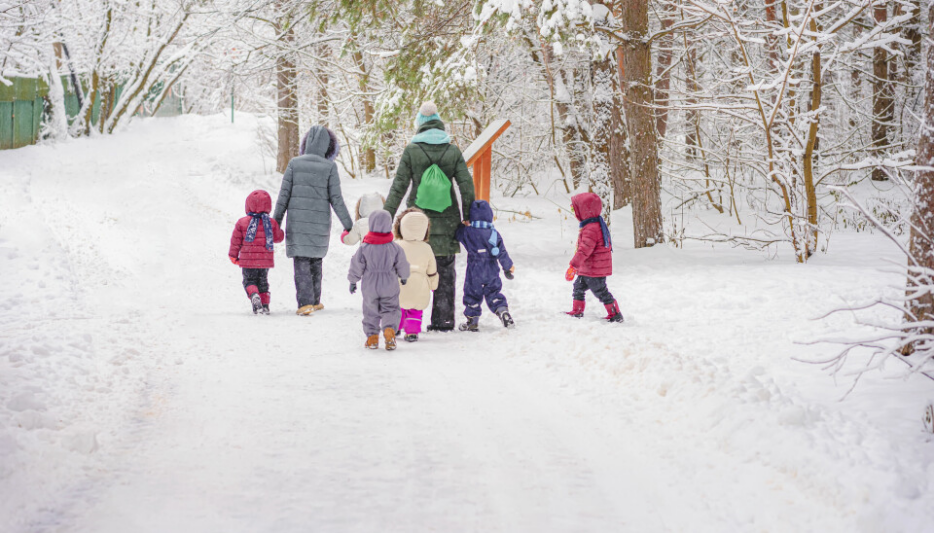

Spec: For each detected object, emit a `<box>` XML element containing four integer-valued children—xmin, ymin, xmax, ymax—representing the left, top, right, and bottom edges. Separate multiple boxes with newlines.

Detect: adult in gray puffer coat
<box><xmin>348</xmin><ymin>210</ymin><xmax>411</xmax><ymax>350</ymax></box>
<box><xmin>273</xmin><ymin>126</ymin><xmax>354</xmax><ymax>315</ymax></box>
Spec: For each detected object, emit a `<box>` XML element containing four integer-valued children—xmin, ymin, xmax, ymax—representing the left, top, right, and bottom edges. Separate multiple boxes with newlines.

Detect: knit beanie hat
<box><xmin>416</xmin><ymin>101</ymin><xmax>440</xmax><ymax>127</ymax></box>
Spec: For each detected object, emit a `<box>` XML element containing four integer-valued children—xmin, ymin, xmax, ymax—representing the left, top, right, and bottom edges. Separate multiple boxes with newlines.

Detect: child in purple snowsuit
<box><xmin>455</xmin><ymin>200</ymin><xmax>515</xmax><ymax>331</ymax></box>
<box><xmin>348</xmin><ymin>210</ymin><xmax>411</xmax><ymax>350</ymax></box>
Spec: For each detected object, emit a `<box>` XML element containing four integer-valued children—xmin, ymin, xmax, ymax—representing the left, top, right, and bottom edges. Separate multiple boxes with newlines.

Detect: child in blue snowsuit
<box><xmin>455</xmin><ymin>200</ymin><xmax>516</xmax><ymax>331</ymax></box>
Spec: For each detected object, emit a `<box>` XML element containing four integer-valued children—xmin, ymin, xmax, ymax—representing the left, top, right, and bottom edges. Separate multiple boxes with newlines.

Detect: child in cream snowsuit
<box><xmin>341</xmin><ymin>192</ymin><xmax>385</xmax><ymax>246</ymax></box>
<box><xmin>348</xmin><ymin>209</ymin><xmax>411</xmax><ymax>350</ymax></box>
<box><xmin>394</xmin><ymin>208</ymin><xmax>439</xmax><ymax>342</ymax></box>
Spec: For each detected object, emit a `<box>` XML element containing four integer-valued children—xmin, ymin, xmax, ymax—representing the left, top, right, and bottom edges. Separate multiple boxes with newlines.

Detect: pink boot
<box><xmin>603</xmin><ymin>301</ymin><xmax>624</xmax><ymax>323</ymax></box>
<box><xmin>566</xmin><ymin>300</ymin><xmax>585</xmax><ymax>318</ymax></box>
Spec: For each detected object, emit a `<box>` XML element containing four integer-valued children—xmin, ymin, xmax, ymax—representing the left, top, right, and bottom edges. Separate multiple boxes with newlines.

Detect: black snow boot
<box><xmin>261</xmin><ymin>304</ymin><xmax>270</xmax><ymax>315</ymax></box>
<box><xmin>405</xmin><ymin>334</ymin><xmax>418</xmax><ymax>342</ymax></box>
<box><xmin>496</xmin><ymin>307</ymin><xmax>515</xmax><ymax>328</ymax></box>
<box><xmin>458</xmin><ymin>316</ymin><xmax>480</xmax><ymax>332</ymax></box>
<box><xmin>250</xmin><ymin>293</ymin><xmax>263</xmax><ymax>314</ymax></box>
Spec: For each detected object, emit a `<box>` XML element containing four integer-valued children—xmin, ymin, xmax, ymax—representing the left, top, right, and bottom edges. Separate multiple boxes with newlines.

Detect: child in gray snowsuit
<box><xmin>348</xmin><ymin>210</ymin><xmax>411</xmax><ymax>350</ymax></box>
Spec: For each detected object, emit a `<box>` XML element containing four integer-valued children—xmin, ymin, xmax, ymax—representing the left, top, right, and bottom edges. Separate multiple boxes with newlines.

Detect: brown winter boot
<box><xmin>384</xmin><ymin>327</ymin><xmax>397</xmax><ymax>351</ymax></box>
<box><xmin>365</xmin><ymin>334</ymin><xmax>380</xmax><ymax>349</ymax></box>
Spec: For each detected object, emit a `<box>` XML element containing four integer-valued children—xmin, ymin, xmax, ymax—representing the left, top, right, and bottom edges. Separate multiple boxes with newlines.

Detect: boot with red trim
<box><xmin>566</xmin><ymin>300</ymin><xmax>585</xmax><ymax>318</ymax></box>
<box><xmin>603</xmin><ymin>301</ymin><xmax>624</xmax><ymax>323</ymax></box>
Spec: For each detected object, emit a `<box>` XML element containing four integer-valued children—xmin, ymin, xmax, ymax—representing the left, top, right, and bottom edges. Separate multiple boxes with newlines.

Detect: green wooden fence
<box><xmin>0</xmin><ymin>75</ymin><xmax>183</xmax><ymax>150</ymax></box>
<box><xmin>0</xmin><ymin>78</ymin><xmax>46</xmax><ymax>150</ymax></box>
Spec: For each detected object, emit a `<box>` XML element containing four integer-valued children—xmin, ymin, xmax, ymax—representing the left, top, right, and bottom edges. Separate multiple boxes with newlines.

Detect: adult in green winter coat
<box><xmin>384</xmin><ymin>102</ymin><xmax>475</xmax><ymax>332</ymax></box>
<box><xmin>273</xmin><ymin>125</ymin><xmax>354</xmax><ymax>315</ymax></box>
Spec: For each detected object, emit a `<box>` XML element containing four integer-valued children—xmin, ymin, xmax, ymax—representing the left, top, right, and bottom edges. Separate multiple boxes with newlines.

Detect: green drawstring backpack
<box><xmin>414</xmin><ymin>144</ymin><xmax>453</xmax><ymax>213</ymax></box>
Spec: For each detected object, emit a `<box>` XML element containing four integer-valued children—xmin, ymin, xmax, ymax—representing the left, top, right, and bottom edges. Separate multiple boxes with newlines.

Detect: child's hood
<box><xmin>245</xmin><ymin>190</ymin><xmax>272</xmax><ymax>214</ymax></box>
<box><xmin>571</xmin><ymin>192</ymin><xmax>603</xmax><ymax>221</ymax></box>
<box><xmin>400</xmin><ymin>211</ymin><xmax>430</xmax><ymax>241</ymax></box>
<box><xmin>357</xmin><ymin>193</ymin><xmax>384</xmax><ymax>220</ymax></box>
<box><xmin>368</xmin><ymin>209</ymin><xmax>393</xmax><ymax>234</ymax></box>
<box><xmin>469</xmin><ymin>200</ymin><xmax>494</xmax><ymax>223</ymax></box>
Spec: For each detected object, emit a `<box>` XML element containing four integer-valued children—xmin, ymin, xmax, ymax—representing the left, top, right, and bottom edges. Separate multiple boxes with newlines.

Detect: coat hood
<box><xmin>357</xmin><ymin>193</ymin><xmax>384</xmax><ymax>220</ymax></box>
<box><xmin>245</xmin><ymin>190</ymin><xmax>272</xmax><ymax>214</ymax></box>
<box><xmin>301</xmin><ymin>125</ymin><xmax>340</xmax><ymax>160</ymax></box>
<box><xmin>469</xmin><ymin>200</ymin><xmax>494</xmax><ymax>223</ymax></box>
<box><xmin>400</xmin><ymin>211</ymin><xmax>430</xmax><ymax>241</ymax></box>
<box><xmin>571</xmin><ymin>192</ymin><xmax>603</xmax><ymax>221</ymax></box>
<box><xmin>416</xmin><ymin>119</ymin><xmax>446</xmax><ymax>135</ymax></box>
<box><xmin>368</xmin><ymin>209</ymin><xmax>393</xmax><ymax>234</ymax></box>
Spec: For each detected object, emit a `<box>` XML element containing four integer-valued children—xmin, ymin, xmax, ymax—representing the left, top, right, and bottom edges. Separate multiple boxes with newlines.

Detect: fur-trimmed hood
<box><xmin>300</xmin><ymin>126</ymin><xmax>340</xmax><ymax>161</ymax></box>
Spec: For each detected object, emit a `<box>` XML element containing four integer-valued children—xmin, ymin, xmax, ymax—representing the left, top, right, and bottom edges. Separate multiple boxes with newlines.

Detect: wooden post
<box><xmin>463</xmin><ymin>119</ymin><xmax>511</xmax><ymax>202</ymax></box>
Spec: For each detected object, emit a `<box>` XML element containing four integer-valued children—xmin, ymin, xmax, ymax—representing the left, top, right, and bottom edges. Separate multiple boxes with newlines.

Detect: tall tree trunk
<box><xmin>275</xmin><ymin>14</ymin><xmax>299</xmax><ymax>173</ymax></box>
<box><xmin>896</xmin><ymin>0</ymin><xmax>923</xmax><ymax>85</ymax></box>
<box><xmin>610</xmin><ymin>48</ymin><xmax>631</xmax><ymax>208</ymax></box>
<box><xmin>905</xmin><ymin>3</ymin><xmax>934</xmax><ymax>340</ymax></box>
<box><xmin>84</xmin><ymin>1</ymin><xmax>112</xmax><ymax>135</ymax></box>
<box><xmin>593</xmin><ymin>53</ymin><xmax>631</xmax><ymax>209</ymax></box>
<box><xmin>801</xmin><ymin>5</ymin><xmax>822</xmax><ymax>260</ymax></box>
<box><xmin>654</xmin><ymin>1</ymin><xmax>675</xmax><ymax>138</ymax></box>
<box><xmin>591</xmin><ymin>0</ymin><xmax>630</xmax><ymax>207</ymax></box>
<box><xmin>553</xmin><ymin>66</ymin><xmax>588</xmax><ymax>188</ymax></box>
<box><xmin>352</xmin><ymin>47</ymin><xmax>376</xmax><ymax>173</ymax></box>
<box><xmin>316</xmin><ymin>42</ymin><xmax>331</xmax><ymax>126</ymax></box>
<box><xmin>619</xmin><ymin>0</ymin><xmax>663</xmax><ymax>247</ymax></box>
<box><xmin>684</xmin><ymin>42</ymin><xmax>700</xmax><ymax>158</ymax></box>
<box><xmin>765</xmin><ymin>0</ymin><xmax>780</xmax><ymax>72</ymax></box>
<box><xmin>871</xmin><ymin>3</ymin><xmax>894</xmax><ymax>181</ymax></box>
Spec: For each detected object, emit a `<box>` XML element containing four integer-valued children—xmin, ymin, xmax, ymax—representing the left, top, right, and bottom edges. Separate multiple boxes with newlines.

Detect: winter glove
<box><xmin>229</xmin><ymin>256</ymin><xmax>239</xmax><ymax>266</ymax></box>
<box><xmin>349</xmin><ymin>282</ymin><xmax>357</xmax><ymax>295</ymax></box>
<box><xmin>565</xmin><ymin>265</ymin><xmax>577</xmax><ymax>282</ymax></box>
<box><xmin>400</xmin><ymin>278</ymin><xmax>408</xmax><ymax>285</ymax></box>
<box><xmin>340</xmin><ymin>230</ymin><xmax>350</xmax><ymax>243</ymax></box>
<box><xmin>504</xmin><ymin>265</ymin><xmax>515</xmax><ymax>280</ymax></box>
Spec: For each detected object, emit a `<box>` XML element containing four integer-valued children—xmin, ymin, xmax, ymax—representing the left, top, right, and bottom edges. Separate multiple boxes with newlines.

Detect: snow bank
<box><xmin>1</xmin><ymin>113</ymin><xmax>932</xmax><ymax>532</ymax></box>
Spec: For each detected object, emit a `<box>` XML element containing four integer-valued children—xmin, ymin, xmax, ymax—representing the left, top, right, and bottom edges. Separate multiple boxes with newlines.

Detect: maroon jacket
<box><xmin>570</xmin><ymin>192</ymin><xmax>612</xmax><ymax>277</ymax></box>
<box><xmin>229</xmin><ymin>190</ymin><xmax>285</xmax><ymax>269</ymax></box>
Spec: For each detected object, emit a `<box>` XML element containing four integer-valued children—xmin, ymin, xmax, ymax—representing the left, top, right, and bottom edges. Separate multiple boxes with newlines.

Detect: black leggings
<box><xmin>572</xmin><ymin>275</ymin><xmax>615</xmax><ymax>305</ymax></box>
<box><xmin>242</xmin><ymin>268</ymin><xmax>269</xmax><ymax>295</ymax></box>
<box><xmin>294</xmin><ymin>257</ymin><xmax>323</xmax><ymax>307</ymax></box>
<box><xmin>430</xmin><ymin>255</ymin><xmax>457</xmax><ymax>329</ymax></box>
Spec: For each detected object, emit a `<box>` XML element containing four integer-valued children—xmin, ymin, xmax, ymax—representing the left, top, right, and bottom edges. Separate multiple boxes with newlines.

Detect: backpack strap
<box><xmin>415</xmin><ymin>143</ymin><xmax>450</xmax><ymax>167</ymax></box>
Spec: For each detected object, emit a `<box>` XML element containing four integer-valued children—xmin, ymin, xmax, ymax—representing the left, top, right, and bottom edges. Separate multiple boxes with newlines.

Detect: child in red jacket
<box><xmin>565</xmin><ymin>192</ymin><xmax>623</xmax><ymax>323</ymax></box>
<box><xmin>229</xmin><ymin>190</ymin><xmax>285</xmax><ymax>314</ymax></box>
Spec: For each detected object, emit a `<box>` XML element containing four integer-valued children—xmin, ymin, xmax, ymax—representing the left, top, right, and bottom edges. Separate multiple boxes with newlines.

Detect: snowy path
<box><xmin>2</xmin><ymin>115</ymin><xmax>933</xmax><ymax>532</ymax></box>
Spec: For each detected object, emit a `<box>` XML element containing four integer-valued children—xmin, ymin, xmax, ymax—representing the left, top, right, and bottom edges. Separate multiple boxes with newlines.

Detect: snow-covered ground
<box><xmin>1</xmin><ymin>114</ymin><xmax>932</xmax><ymax>532</ymax></box>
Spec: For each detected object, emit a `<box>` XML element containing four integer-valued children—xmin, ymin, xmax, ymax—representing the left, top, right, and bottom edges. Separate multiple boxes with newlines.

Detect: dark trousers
<box><xmin>572</xmin><ymin>275</ymin><xmax>615</xmax><ymax>305</ymax></box>
<box><xmin>242</xmin><ymin>268</ymin><xmax>269</xmax><ymax>295</ymax></box>
<box><xmin>463</xmin><ymin>270</ymin><xmax>507</xmax><ymax>318</ymax></box>
<box><xmin>294</xmin><ymin>257</ymin><xmax>323</xmax><ymax>307</ymax></box>
<box><xmin>430</xmin><ymin>255</ymin><xmax>457</xmax><ymax>330</ymax></box>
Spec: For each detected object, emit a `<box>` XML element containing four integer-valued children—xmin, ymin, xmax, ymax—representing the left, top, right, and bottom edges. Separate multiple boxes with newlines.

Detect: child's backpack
<box><xmin>414</xmin><ymin>145</ymin><xmax>453</xmax><ymax>213</ymax></box>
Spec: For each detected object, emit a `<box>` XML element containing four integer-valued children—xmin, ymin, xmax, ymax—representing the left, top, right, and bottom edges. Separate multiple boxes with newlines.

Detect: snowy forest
<box><xmin>2</xmin><ymin>0</ymin><xmax>934</xmax><ymax>531</ymax></box>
